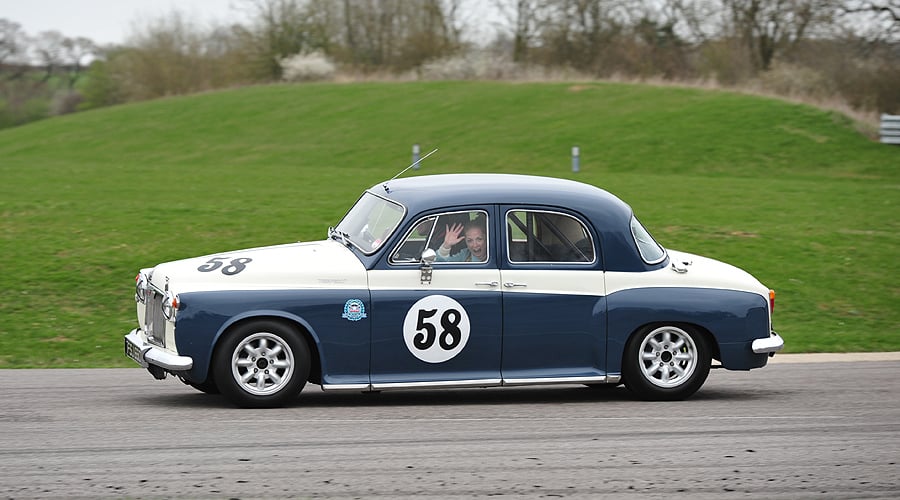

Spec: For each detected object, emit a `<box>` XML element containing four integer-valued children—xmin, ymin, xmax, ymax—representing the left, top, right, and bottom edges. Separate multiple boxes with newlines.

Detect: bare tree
<box><xmin>722</xmin><ymin>0</ymin><xmax>837</xmax><ymax>71</ymax></box>
<box><xmin>59</xmin><ymin>37</ymin><xmax>96</xmax><ymax>89</ymax></box>
<box><xmin>841</xmin><ymin>0</ymin><xmax>899</xmax><ymax>20</ymax></box>
<box><xmin>0</xmin><ymin>21</ymin><xmax>99</xmax><ymax>124</ymax></box>
<box><xmin>1</xmin><ymin>19</ymin><xmax>30</xmax><ymax>81</ymax></box>
<box><xmin>492</xmin><ymin>0</ymin><xmax>550</xmax><ymax>63</ymax></box>
<box><xmin>623</xmin><ymin>0</ymin><xmax>693</xmax><ymax>78</ymax></box>
<box><xmin>108</xmin><ymin>10</ymin><xmax>246</xmax><ymax>99</ymax></box>
<box><xmin>543</xmin><ymin>0</ymin><xmax>628</xmax><ymax>70</ymax></box>
<box><xmin>0</xmin><ymin>23</ymin><xmax>96</xmax><ymax>85</ymax></box>
<box><xmin>335</xmin><ymin>0</ymin><xmax>462</xmax><ymax>70</ymax></box>
<box><xmin>29</xmin><ymin>31</ymin><xmax>96</xmax><ymax>88</ymax></box>
<box><xmin>401</xmin><ymin>0</ymin><xmax>464</xmax><ymax>66</ymax></box>
<box><xmin>342</xmin><ymin>0</ymin><xmax>404</xmax><ymax>67</ymax></box>
<box><xmin>838</xmin><ymin>0</ymin><xmax>900</xmax><ymax>41</ymax></box>
<box><xmin>233</xmin><ymin>0</ymin><xmax>308</xmax><ymax>79</ymax></box>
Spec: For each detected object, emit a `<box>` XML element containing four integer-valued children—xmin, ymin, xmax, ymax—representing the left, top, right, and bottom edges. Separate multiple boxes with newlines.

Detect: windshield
<box><xmin>334</xmin><ymin>192</ymin><xmax>405</xmax><ymax>254</ymax></box>
<box><xmin>630</xmin><ymin>216</ymin><xmax>667</xmax><ymax>264</ymax></box>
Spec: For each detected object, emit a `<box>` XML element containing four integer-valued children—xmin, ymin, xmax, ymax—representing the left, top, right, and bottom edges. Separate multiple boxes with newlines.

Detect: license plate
<box><xmin>125</xmin><ymin>338</ymin><xmax>146</xmax><ymax>366</ymax></box>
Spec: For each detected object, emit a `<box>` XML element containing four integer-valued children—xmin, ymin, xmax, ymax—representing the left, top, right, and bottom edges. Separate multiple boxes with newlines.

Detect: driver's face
<box><xmin>465</xmin><ymin>227</ymin><xmax>486</xmax><ymax>260</ymax></box>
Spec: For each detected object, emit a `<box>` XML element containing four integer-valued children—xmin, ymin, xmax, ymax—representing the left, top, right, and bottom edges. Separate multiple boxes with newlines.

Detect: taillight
<box><xmin>769</xmin><ymin>289</ymin><xmax>776</xmax><ymax>313</ymax></box>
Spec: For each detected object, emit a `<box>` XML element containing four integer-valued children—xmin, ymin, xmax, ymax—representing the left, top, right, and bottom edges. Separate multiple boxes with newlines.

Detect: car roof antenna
<box><xmin>388</xmin><ymin>148</ymin><xmax>438</xmax><ymax>182</ymax></box>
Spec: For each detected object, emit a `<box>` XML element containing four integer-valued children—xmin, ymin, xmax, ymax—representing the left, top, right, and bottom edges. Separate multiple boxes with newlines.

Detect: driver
<box><xmin>436</xmin><ymin>220</ymin><xmax>487</xmax><ymax>262</ymax></box>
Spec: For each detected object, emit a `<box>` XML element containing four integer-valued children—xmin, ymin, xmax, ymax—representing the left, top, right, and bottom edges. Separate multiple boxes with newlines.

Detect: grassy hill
<box><xmin>1</xmin><ymin>81</ymin><xmax>897</xmax><ymax>367</ymax></box>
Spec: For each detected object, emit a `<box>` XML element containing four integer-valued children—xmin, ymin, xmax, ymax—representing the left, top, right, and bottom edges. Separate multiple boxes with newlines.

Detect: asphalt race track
<box><xmin>1</xmin><ymin>359</ymin><xmax>899</xmax><ymax>499</ymax></box>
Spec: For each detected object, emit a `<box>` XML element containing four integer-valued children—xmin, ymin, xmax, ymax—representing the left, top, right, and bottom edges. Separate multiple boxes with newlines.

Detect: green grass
<box><xmin>0</xmin><ymin>81</ymin><xmax>898</xmax><ymax>367</ymax></box>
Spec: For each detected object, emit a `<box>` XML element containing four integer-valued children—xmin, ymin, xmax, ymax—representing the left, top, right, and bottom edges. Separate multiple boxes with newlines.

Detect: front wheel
<box><xmin>214</xmin><ymin>320</ymin><xmax>311</xmax><ymax>408</ymax></box>
<box><xmin>622</xmin><ymin>324</ymin><xmax>710</xmax><ymax>401</ymax></box>
<box><xmin>179</xmin><ymin>375</ymin><xmax>220</xmax><ymax>395</ymax></box>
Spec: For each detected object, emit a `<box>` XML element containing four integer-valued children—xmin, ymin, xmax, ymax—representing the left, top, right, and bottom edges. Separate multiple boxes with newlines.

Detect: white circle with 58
<box><xmin>402</xmin><ymin>295</ymin><xmax>471</xmax><ymax>363</ymax></box>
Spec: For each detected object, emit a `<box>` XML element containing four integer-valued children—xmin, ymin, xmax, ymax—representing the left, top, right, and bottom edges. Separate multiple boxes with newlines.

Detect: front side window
<box><xmin>334</xmin><ymin>192</ymin><xmax>405</xmax><ymax>254</ymax></box>
<box><xmin>630</xmin><ymin>216</ymin><xmax>666</xmax><ymax>264</ymax></box>
<box><xmin>390</xmin><ymin>210</ymin><xmax>489</xmax><ymax>264</ymax></box>
<box><xmin>506</xmin><ymin>210</ymin><xmax>595</xmax><ymax>263</ymax></box>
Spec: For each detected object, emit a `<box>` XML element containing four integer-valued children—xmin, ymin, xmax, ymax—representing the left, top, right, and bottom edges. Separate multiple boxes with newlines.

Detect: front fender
<box><xmin>174</xmin><ymin>289</ymin><xmax>372</xmax><ymax>385</ymax></box>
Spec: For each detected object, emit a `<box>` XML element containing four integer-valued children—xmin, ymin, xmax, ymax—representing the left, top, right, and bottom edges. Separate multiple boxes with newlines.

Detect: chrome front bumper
<box><xmin>752</xmin><ymin>331</ymin><xmax>785</xmax><ymax>355</ymax></box>
<box><xmin>125</xmin><ymin>329</ymin><xmax>193</xmax><ymax>371</ymax></box>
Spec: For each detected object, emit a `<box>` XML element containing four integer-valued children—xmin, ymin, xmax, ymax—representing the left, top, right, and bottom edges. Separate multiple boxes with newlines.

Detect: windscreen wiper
<box><xmin>328</xmin><ymin>227</ymin><xmax>352</xmax><ymax>247</ymax></box>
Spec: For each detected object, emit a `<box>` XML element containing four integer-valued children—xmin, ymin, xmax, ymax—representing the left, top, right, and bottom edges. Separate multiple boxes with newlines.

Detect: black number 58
<box><xmin>414</xmin><ymin>308</ymin><xmax>462</xmax><ymax>351</ymax></box>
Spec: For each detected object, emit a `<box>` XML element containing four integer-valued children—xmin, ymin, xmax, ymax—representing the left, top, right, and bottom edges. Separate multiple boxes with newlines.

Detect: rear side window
<box><xmin>506</xmin><ymin>210</ymin><xmax>595</xmax><ymax>263</ymax></box>
<box><xmin>630</xmin><ymin>216</ymin><xmax>666</xmax><ymax>264</ymax></box>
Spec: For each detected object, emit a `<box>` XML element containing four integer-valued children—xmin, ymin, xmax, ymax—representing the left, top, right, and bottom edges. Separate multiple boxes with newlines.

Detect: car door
<box><xmin>499</xmin><ymin>207</ymin><xmax>609</xmax><ymax>383</ymax></box>
<box><xmin>367</xmin><ymin>208</ymin><xmax>503</xmax><ymax>388</ymax></box>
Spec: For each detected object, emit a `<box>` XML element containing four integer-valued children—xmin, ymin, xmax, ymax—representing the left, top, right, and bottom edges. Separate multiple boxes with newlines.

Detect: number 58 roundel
<box><xmin>402</xmin><ymin>295</ymin><xmax>471</xmax><ymax>364</ymax></box>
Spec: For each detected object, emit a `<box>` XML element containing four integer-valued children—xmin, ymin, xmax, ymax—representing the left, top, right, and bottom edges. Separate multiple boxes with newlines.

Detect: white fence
<box><xmin>881</xmin><ymin>114</ymin><xmax>900</xmax><ymax>145</ymax></box>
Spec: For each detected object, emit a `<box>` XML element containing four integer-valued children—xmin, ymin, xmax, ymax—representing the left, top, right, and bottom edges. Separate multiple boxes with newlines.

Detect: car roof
<box><xmin>373</xmin><ymin>173</ymin><xmax>633</xmax><ymax>225</ymax></box>
<box><xmin>363</xmin><ymin>174</ymin><xmax>664</xmax><ymax>272</ymax></box>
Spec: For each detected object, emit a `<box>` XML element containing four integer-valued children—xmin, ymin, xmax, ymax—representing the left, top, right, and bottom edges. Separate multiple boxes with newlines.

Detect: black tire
<box><xmin>213</xmin><ymin>320</ymin><xmax>311</xmax><ymax>408</ymax></box>
<box><xmin>622</xmin><ymin>324</ymin><xmax>711</xmax><ymax>401</ymax></box>
<box><xmin>179</xmin><ymin>376</ymin><xmax>220</xmax><ymax>394</ymax></box>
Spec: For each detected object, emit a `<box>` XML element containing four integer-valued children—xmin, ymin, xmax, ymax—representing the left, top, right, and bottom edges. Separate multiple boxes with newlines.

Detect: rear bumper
<box><xmin>752</xmin><ymin>331</ymin><xmax>785</xmax><ymax>355</ymax></box>
<box><xmin>125</xmin><ymin>328</ymin><xmax>193</xmax><ymax>371</ymax></box>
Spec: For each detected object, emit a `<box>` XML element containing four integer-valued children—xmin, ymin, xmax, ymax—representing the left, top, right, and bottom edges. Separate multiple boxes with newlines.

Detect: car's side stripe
<box><xmin>372</xmin><ymin>267</ymin><xmax>768</xmax><ymax>300</ymax></box>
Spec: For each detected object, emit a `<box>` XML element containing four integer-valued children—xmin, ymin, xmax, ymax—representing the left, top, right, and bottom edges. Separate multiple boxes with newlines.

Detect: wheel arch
<box><xmin>212</xmin><ymin>311</ymin><xmax>323</xmax><ymax>386</ymax></box>
<box><xmin>620</xmin><ymin>321</ymin><xmax>720</xmax><ymax>367</ymax></box>
<box><xmin>607</xmin><ymin>318</ymin><xmax>722</xmax><ymax>376</ymax></box>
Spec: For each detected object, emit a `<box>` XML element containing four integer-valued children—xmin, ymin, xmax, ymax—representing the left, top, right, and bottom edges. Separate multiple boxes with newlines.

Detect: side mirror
<box><xmin>420</xmin><ymin>248</ymin><xmax>436</xmax><ymax>285</ymax></box>
<box><xmin>420</xmin><ymin>248</ymin><xmax>436</xmax><ymax>264</ymax></box>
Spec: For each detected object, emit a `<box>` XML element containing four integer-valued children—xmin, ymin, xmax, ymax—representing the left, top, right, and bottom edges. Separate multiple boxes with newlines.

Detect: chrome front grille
<box><xmin>143</xmin><ymin>290</ymin><xmax>166</xmax><ymax>347</ymax></box>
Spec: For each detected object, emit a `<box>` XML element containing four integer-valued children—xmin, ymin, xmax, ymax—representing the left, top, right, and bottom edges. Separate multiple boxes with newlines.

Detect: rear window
<box><xmin>630</xmin><ymin>216</ymin><xmax>666</xmax><ymax>264</ymax></box>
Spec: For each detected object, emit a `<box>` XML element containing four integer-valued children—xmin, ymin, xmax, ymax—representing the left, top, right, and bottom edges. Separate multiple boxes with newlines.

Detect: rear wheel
<box><xmin>214</xmin><ymin>320</ymin><xmax>310</xmax><ymax>408</ymax></box>
<box><xmin>622</xmin><ymin>324</ymin><xmax>710</xmax><ymax>401</ymax></box>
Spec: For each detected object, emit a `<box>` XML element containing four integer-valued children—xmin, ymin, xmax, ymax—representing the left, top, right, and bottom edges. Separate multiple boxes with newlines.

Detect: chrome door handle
<box><xmin>475</xmin><ymin>281</ymin><xmax>499</xmax><ymax>287</ymax></box>
<box><xmin>504</xmin><ymin>282</ymin><xmax>527</xmax><ymax>288</ymax></box>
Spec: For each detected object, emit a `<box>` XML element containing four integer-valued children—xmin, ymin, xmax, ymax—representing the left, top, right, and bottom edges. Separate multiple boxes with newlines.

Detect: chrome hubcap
<box><xmin>638</xmin><ymin>326</ymin><xmax>697</xmax><ymax>388</ymax></box>
<box><xmin>231</xmin><ymin>332</ymin><xmax>295</xmax><ymax>396</ymax></box>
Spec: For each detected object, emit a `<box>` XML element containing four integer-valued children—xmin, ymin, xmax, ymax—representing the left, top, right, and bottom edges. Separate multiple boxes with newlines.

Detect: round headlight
<box><xmin>135</xmin><ymin>272</ymin><xmax>149</xmax><ymax>303</ymax></box>
<box><xmin>161</xmin><ymin>291</ymin><xmax>178</xmax><ymax>321</ymax></box>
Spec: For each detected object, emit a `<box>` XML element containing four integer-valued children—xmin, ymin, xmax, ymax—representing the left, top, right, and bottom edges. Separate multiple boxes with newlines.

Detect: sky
<box><xmin>2</xmin><ymin>0</ymin><xmax>244</xmax><ymax>45</ymax></box>
<box><xmin>3</xmin><ymin>0</ymin><xmax>500</xmax><ymax>46</ymax></box>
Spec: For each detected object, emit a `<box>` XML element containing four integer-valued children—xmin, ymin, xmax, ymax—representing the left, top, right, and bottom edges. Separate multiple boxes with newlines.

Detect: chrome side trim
<box><xmin>125</xmin><ymin>329</ymin><xmax>193</xmax><ymax>371</ymax></box>
<box><xmin>321</xmin><ymin>383</ymin><xmax>372</xmax><ymax>391</ymax></box>
<box><xmin>752</xmin><ymin>331</ymin><xmax>785</xmax><ymax>354</ymax></box>
<box><xmin>361</xmin><ymin>375</ymin><xmax>624</xmax><ymax>392</ymax></box>
<box><xmin>372</xmin><ymin>379</ymin><xmax>502</xmax><ymax>390</ymax></box>
<box><xmin>502</xmin><ymin>375</ymin><xmax>612</xmax><ymax>386</ymax></box>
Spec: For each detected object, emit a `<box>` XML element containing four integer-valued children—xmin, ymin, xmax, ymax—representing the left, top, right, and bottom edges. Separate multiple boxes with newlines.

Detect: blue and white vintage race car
<box><xmin>125</xmin><ymin>173</ymin><xmax>783</xmax><ymax>407</ymax></box>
